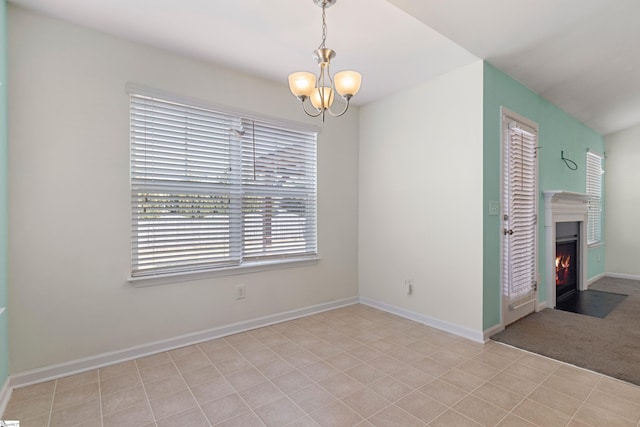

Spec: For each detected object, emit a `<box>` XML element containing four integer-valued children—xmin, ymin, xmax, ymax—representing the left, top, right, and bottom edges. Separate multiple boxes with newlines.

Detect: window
<box><xmin>586</xmin><ymin>151</ymin><xmax>604</xmax><ymax>245</ymax></box>
<box><xmin>129</xmin><ymin>90</ymin><xmax>317</xmax><ymax>278</ymax></box>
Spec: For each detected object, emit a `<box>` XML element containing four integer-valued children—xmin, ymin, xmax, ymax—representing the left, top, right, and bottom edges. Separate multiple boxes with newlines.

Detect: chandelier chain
<box><xmin>319</xmin><ymin>2</ymin><xmax>327</xmax><ymax>49</ymax></box>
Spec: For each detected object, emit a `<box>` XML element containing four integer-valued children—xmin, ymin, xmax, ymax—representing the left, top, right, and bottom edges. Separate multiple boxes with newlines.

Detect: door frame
<box><xmin>500</xmin><ymin>107</ymin><xmax>540</xmax><ymax>327</ymax></box>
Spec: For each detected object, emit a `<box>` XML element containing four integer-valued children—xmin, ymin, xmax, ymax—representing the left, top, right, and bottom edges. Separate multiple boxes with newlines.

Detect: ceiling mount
<box><xmin>313</xmin><ymin>0</ymin><xmax>336</xmax><ymax>8</ymax></box>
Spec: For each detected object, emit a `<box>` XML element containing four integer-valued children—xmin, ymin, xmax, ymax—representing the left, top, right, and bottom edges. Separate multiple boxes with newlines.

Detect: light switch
<box><xmin>489</xmin><ymin>200</ymin><xmax>500</xmax><ymax>216</ymax></box>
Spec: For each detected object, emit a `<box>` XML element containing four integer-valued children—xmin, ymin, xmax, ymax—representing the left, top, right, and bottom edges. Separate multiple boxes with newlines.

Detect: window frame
<box><xmin>127</xmin><ymin>85</ymin><xmax>319</xmax><ymax>286</ymax></box>
<box><xmin>586</xmin><ymin>150</ymin><xmax>604</xmax><ymax>246</ymax></box>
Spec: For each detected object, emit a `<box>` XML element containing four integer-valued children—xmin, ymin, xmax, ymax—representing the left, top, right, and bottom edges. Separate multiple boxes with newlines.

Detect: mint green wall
<box><xmin>0</xmin><ymin>0</ymin><xmax>9</xmax><ymax>387</ymax></box>
<box><xmin>483</xmin><ymin>62</ymin><xmax>605</xmax><ymax>329</ymax></box>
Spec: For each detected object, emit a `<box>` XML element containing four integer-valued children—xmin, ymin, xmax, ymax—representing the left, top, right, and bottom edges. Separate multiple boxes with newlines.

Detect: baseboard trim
<box><xmin>11</xmin><ymin>296</ymin><xmax>359</xmax><ymax>389</ymax></box>
<box><xmin>0</xmin><ymin>376</ymin><xmax>11</xmax><ymax>418</ymax></box>
<box><xmin>605</xmin><ymin>272</ymin><xmax>640</xmax><ymax>281</ymax></box>
<box><xmin>482</xmin><ymin>324</ymin><xmax>504</xmax><ymax>342</ymax></box>
<box><xmin>587</xmin><ymin>272</ymin><xmax>607</xmax><ymax>285</ymax></box>
<box><xmin>358</xmin><ymin>297</ymin><xmax>484</xmax><ymax>343</ymax></box>
<box><xmin>536</xmin><ymin>301</ymin><xmax>548</xmax><ymax>312</ymax></box>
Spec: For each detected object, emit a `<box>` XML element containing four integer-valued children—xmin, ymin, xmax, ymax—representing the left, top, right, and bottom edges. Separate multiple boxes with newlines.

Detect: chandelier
<box><xmin>288</xmin><ymin>0</ymin><xmax>362</xmax><ymax>121</ymax></box>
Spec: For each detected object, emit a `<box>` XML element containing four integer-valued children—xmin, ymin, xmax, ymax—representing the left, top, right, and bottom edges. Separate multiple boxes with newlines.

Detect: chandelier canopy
<box><xmin>288</xmin><ymin>0</ymin><xmax>362</xmax><ymax>121</ymax></box>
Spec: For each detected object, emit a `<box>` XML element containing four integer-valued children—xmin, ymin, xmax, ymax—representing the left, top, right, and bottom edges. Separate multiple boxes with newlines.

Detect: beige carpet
<box><xmin>491</xmin><ymin>277</ymin><xmax>640</xmax><ymax>386</ymax></box>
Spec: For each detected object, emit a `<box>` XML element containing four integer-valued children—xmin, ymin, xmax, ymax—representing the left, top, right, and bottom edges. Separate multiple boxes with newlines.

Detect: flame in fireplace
<box><xmin>556</xmin><ymin>254</ymin><xmax>571</xmax><ymax>285</ymax></box>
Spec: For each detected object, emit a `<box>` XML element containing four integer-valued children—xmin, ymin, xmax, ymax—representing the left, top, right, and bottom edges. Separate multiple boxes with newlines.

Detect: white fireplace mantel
<box><xmin>543</xmin><ymin>191</ymin><xmax>589</xmax><ymax>309</ymax></box>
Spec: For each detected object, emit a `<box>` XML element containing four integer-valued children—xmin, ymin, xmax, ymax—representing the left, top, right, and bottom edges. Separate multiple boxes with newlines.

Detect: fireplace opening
<box><xmin>556</xmin><ymin>221</ymin><xmax>580</xmax><ymax>300</ymax></box>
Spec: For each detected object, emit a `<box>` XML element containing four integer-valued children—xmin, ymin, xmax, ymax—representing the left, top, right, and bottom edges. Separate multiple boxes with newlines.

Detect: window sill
<box><xmin>128</xmin><ymin>257</ymin><xmax>320</xmax><ymax>288</ymax></box>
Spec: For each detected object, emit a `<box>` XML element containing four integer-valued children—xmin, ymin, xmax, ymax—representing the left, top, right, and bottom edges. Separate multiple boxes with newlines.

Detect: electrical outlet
<box><xmin>236</xmin><ymin>284</ymin><xmax>246</xmax><ymax>299</ymax></box>
<box><xmin>405</xmin><ymin>279</ymin><xmax>414</xmax><ymax>295</ymax></box>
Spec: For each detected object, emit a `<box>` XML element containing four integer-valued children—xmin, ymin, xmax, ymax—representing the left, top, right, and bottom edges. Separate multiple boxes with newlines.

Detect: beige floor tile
<box><xmin>156</xmin><ymin>407</ymin><xmax>209</xmax><ymax>427</ymax></box>
<box><xmin>573</xmin><ymin>402</ymin><xmax>637</xmax><ymax>427</ymax></box>
<box><xmin>99</xmin><ymin>360</ymin><xmax>138</xmax><ymax>381</ymax></box>
<box><xmin>181</xmin><ymin>364</ymin><xmax>221</xmax><ymax>388</ymax></box>
<box><xmin>495</xmin><ymin>414</ymin><xmax>537</xmax><ymax>426</ymax></box>
<box><xmin>55</xmin><ymin>370</ymin><xmax>98</xmax><ymax>392</ymax></box>
<box><xmin>217</xmin><ymin>411</ymin><xmax>267</xmax><ymax>427</ymax></box>
<box><xmin>586</xmin><ymin>389</ymin><xmax>640</xmax><ymax>422</ymax></box>
<box><xmin>200</xmin><ymin>393</ymin><xmax>250</xmax><ymax>425</ymax></box>
<box><xmin>49</xmin><ymin>398</ymin><xmax>101</xmax><ymax>427</ymax></box>
<box><xmin>490</xmin><ymin>371</ymin><xmax>538</xmax><ymax>396</ymax></box>
<box><xmin>12</xmin><ymin>414</ymin><xmax>50</xmax><ymax>427</ymax></box>
<box><xmin>404</xmin><ymin>339</ymin><xmax>439</xmax><ymax>356</ymax></box>
<box><xmin>7</xmin><ymin>380</ymin><xmax>55</xmax><ymax>403</ymax></box>
<box><xmin>215</xmin><ymin>355</ymin><xmax>254</xmax><ymax>375</ymax></box>
<box><xmin>595</xmin><ymin>377</ymin><xmax>640</xmax><ymax>404</ymax></box>
<box><xmin>308</xmin><ymin>342</ymin><xmax>343</xmax><ymax>359</ymax></box>
<box><xmin>448</xmin><ymin>340</ymin><xmax>487</xmax><ymax>358</ymax></box>
<box><xmin>285</xmin><ymin>415</ymin><xmax>322</xmax><ymax>426</ymax></box>
<box><xmin>427</xmin><ymin>349</ymin><xmax>470</xmax><ymax>368</ymax></box>
<box><xmin>144</xmin><ymin>374</ymin><xmax>187</xmax><ymax>401</ymax></box>
<box><xmin>504</xmin><ymin>361</ymin><xmax>550</xmax><ymax>384</ymax></box>
<box><xmin>272</xmin><ymin>370</ymin><xmax>313</xmax><ymax>395</ymax></box>
<box><xmin>138</xmin><ymin>361</ymin><xmax>179</xmax><ymax>383</ymax></box>
<box><xmin>390</xmin><ymin>365</ymin><xmax>434</xmax><ymax>389</ymax></box>
<box><xmin>171</xmin><ymin>350</ymin><xmax>211</xmax><ymax>373</ymax></box>
<box><xmin>342</xmin><ymin>387</ymin><xmax>390</xmax><ymax>418</ymax></box>
<box><xmin>540</xmin><ymin>372</ymin><xmax>595</xmax><ymax>401</ymax></box>
<box><xmin>319</xmin><ymin>373</ymin><xmax>365</xmax><ymax>399</ymax></box>
<box><xmin>3</xmin><ymin>393</ymin><xmax>54</xmax><ymax>419</ymax></box>
<box><xmin>310</xmin><ymin>401</ymin><xmax>363</xmax><ymax>426</ymax></box>
<box><xmin>190</xmin><ymin>376</ymin><xmax>234</xmax><ymax>404</ymax></box>
<box><xmin>101</xmin><ymin>385</ymin><xmax>146</xmax><ymax>416</ymax></box>
<box><xmin>471</xmin><ymin>382</ymin><xmax>523</xmax><ymax>412</ymax></box>
<box><xmin>289</xmin><ymin>383</ymin><xmax>337</xmax><ymax>413</ymax></box>
<box><xmin>281</xmin><ymin>349</ymin><xmax>321</xmax><ymax>369</ymax></box>
<box><xmin>454</xmin><ymin>395</ymin><xmax>508</xmax><ymax>426</ymax></box>
<box><xmin>367</xmin><ymin>404</ymin><xmax>423</xmax><ymax>427</ymax></box>
<box><xmin>410</xmin><ymin>356</ymin><xmax>451</xmax><ymax>377</ymax></box>
<box><xmin>255</xmin><ymin>357</ymin><xmax>296</xmax><ymax>379</ymax></box>
<box><xmin>554</xmin><ymin>364</ymin><xmax>602</xmax><ymax>389</ymax></box>
<box><xmin>52</xmin><ymin>382</ymin><xmax>99</xmax><ymax>411</ymax></box>
<box><xmin>102</xmin><ymin>403</ymin><xmax>155</xmax><ymax>427</ymax></box>
<box><xmin>512</xmin><ymin>398</ymin><xmax>572</xmax><ymax>427</ymax></box>
<box><xmin>325</xmin><ymin>351</ymin><xmax>362</xmax><ymax>371</ymax></box>
<box><xmin>254</xmin><ymin>396</ymin><xmax>306</xmax><ymax>427</ymax></box>
<box><xmin>239</xmin><ymin>380</ymin><xmax>286</xmax><ymax>409</ymax></box>
<box><xmin>347</xmin><ymin>345</ymin><xmax>385</xmax><ymax>362</ymax></box>
<box><xmin>472</xmin><ymin>349</ymin><xmax>516</xmax><ymax>370</ymax></box>
<box><xmin>430</xmin><ymin>409</ymin><xmax>483</xmax><ymax>427</ymax></box>
<box><xmin>345</xmin><ymin>364</ymin><xmax>386</xmax><ymax>385</ymax></box>
<box><xmin>439</xmin><ymin>368</ymin><xmax>486</xmax><ymax>392</ymax></box>
<box><xmin>395</xmin><ymin>390</ymin><xmax>447</xmax><ymax>424</ymax></box>
<box><xmin>225</xmin><ymin>366</ymin><xmax>268</xmax><ymax>391</ymax></box>
<box><xmin>528</xmin><ymin>385</ymin><xmax>582</xmax><ymax>416</ymax></box>
<box><xmin>420</xmin><ymin>378</ymin><xmax>468</xmax><ymax>406</ymax></box>
<box><xmin>136</xmin><ymin>351</ymin><xmax>171</xmax><ymax>370</ymax></box>
<box><xmin>300</xmin><ymin>360</ymin><xmax>340</xmax><ymax>382</ymax></box>
<box><xmin>368</xmin><ymin>375</ymin><xmax>413</xmax><ymax>402</ymax></box>
<box><xmin>517</xmin><ymin>353</ymin><xmax>561</xmax><ymax>372</ymax></box>
<box><xmin>456</xmin><ymin>359</ymin><xmax>500</xmax><ymax>381</ymax></box>
<box><xmin>167</xmin><ymin>343</ymin><xmax>199</xmax><ymax>360</ymax></box>
<box><xmin>367</xmin><ymin>355</ymin><xmax>407</xmax><ymax>375</ymax></box>
<box><xmin>149</xmin><ymin>388</ymin><xmax>197</xmax><ymax>420</ymax></box>
<box><xmin>200</xmin><ymin>344</ymin><xmax>238</xmax><ymax>362</ymax></box>
<box><xmin>240</xmin><ymin>346</ymin><xmax>279</xmax><ymax>365</ymax></box>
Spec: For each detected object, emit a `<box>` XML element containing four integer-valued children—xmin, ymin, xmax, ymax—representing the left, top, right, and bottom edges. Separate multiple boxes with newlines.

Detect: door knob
<box><xmin>504</xmin><ymin>229</ymin><xmax>514</xmax><ymax>235</ymax></box>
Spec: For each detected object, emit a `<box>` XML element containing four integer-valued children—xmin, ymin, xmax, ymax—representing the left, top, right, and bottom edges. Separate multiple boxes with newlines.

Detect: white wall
<box><xmin>8</xmin><ymin>6</ymin><xmax>359</xmax><ymax>374</ymax></box>
<box><xmin>604</xmin><ymin>124</ymin><xmax>640</xmax><ymax>277</ymax></box>
<box><xmin>358</xmin><ymin>61</ymin><xmax>484</xmax><ymax>334</ymax></box>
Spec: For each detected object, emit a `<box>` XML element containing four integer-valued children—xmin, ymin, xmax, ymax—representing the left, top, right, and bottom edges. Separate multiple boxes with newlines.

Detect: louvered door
<box><xmin>502</xmin><ymin>111</ymin><xmax>538</xmax><ymax>326</ymax></box>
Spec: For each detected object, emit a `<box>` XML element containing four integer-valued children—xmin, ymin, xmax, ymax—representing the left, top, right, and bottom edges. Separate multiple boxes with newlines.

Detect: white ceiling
<box><xmin>9</xmin><ymin>0</ymin><xmax>640</xmax><ymax>135</ymax></box>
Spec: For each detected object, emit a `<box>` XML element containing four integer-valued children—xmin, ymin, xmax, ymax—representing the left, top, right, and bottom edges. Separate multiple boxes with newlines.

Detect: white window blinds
<box><xmin>503</xmin><ymin>119</ymin><xmax>538</xmax><ymax>305</ymax></box>
<box><xmin>130</xmin><ymin>92</ymin><xmax>317</xmax><ymax>278</ymax></box>
<box><xmin>586</xmin><ymin>151</ymin><xmax>604</xmax><ymax>245</ymax></box>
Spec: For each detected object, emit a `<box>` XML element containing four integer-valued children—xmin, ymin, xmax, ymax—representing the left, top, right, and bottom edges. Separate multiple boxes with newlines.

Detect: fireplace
<box><xmin>555</xmin><ymin>221</ymin><xmax>579</xmax><ymax>300</ymax></box>
<box><xmin>544</xmin><ymin>191</ymin><xmax>589</xmax><ymax>308</ymax></box>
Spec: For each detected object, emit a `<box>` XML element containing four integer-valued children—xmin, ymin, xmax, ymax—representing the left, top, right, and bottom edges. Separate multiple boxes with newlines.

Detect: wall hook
<box><xmin>561</xmin><ymin>150</ymin><xmax>578</xmax><ymax>170</ymax></box>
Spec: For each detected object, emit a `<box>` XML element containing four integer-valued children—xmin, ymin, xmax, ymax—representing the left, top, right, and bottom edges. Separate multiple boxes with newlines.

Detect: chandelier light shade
<box><xmin>288</xmin><ymin>0</ymin><xmax>362</xmax><ymax>121</ymax></box>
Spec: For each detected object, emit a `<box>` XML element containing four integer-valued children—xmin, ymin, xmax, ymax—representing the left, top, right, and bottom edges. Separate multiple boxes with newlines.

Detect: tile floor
<box><xmin>3</xmin><ymin>304</ymin><xmax>640</xmax><ymax>427</ymax></box>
